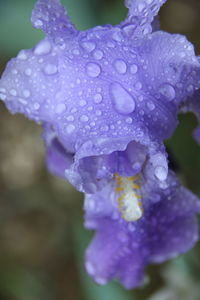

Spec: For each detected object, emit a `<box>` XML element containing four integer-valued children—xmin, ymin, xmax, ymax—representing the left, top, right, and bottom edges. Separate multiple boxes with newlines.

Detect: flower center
<box><xmin>115</xmin><ymin>174</ymin><xmax>143</xmax><ymax>222</ymax></box>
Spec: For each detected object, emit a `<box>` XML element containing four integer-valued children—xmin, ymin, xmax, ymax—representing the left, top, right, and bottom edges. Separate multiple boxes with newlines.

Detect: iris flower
<box><xmin>0</xmin><ymin>0</ymin><xmax>200</xmax><ymax>289</ymax></box>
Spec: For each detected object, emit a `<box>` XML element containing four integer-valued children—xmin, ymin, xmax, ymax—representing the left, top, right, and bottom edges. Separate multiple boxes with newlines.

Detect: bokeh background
<box><xmin>0</xmin><ymin>0</ymin><xmax>200</xmax><ymax>299</ymax></box>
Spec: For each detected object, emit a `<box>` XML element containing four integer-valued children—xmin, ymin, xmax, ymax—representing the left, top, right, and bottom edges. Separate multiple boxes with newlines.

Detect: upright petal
<box><xmin>123</xmin><ymin>0</ymin><xmax>167</xmax><ymax>38</ymax></box>
<box><xmin>31</xmin><ymin>0</ymin><xmax>77</xmax><ymax>38</ymax></box>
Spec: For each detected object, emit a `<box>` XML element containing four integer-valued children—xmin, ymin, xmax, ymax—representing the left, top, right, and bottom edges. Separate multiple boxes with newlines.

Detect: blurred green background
<box><xmin>0</xmin><ymin>0</ymin><xmax>200</xmax><ymax>299</ymax></box>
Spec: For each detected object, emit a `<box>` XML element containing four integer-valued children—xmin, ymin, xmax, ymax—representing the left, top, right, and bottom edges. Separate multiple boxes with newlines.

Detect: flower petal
<box><xmin>31</xmin><ymin>0</ymin><xmax>77</xmax><ymax>38</ymax></box>
<box><xmin>123</xmin><ymin>0</ymin><xmax>167</xmax><ymax>38</ymax></box>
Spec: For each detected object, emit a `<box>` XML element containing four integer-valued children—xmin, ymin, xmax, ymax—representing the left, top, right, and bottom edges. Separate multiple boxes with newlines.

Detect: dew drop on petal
<box><xmin>130</xmin><ymin>64</ymin><xmax>138</xmax><ymax>74</ymax></box>
<box><xmin>93</xmin><ymin>50</ymin><xmax>103</xmax><ymax>60</ymax></box>
<box><xmin>147</xmin><ymin>101</ymin><xmax>155</xmax><ymax>111</ymax></box>
<box><xmin>110</xmin><ymin>82</ymin><xmax>135</xmax><ymax>115</ymax></box>
<box><xmin>34</xmin><ymin>40</ymin><xmax>52</xmax><ymax>55</ymax></box>
<box><xmin>44</xmin><ymin>64</ymin><xmax>58</xmax><ymax>75</ymax></box>
<box><xmin>94</xmin><ymin>93</ymin><xmax>103</xmax><ymax>104</ymax></box>
<box><xmin>114</xmin><ymin>59</ymin><xmax>127</xmax><ymax>74</ymax></box>
<box><xmin>81</xmin><ymin>41</ymin><xmax>96</xmax><ymax>52</ymax></box>
<box><xmin>159</xmin><ymin>83</ymin><xmax>176</xmax><ymax>101</ymax></box>
<box><xmin>34</xmin><ymin>102</ymin><xmax>40</xmax><ymax>110</ymax></box>
<box><xmin>79</xmin><ymin>100</ymin><xmax>87</xmax><ymax>107</ymax></box>
<box><xmin>10</xmin><ymin>89</ymin><xmax>17</xmax><ymax>96</ymax></box>
<box><xmin>56</xmin><ymin>103</ymin><xmax>66</xmax><ymax>114</ymax></box>
<box><xmin>66</xmin><ymin>124</ymin><xmax>75</xmax><ymax>134</ymax></box>
<box><xmin>23</xmin><ymin>89</ymin><xmax>31</xmax><ymax>98</ymax></box>
<box><xmin>25</xmin><ymin>68</ymin><xmax>32</xmax><ymax>76</ymax></box>
<box><xmin>80</xmin><ymin>115</ymin><xmax>89</xmax><ymax>122</ymax></box>
<box><xmin>154</xmin><ymin>166</ymin><xmax>167</xmax><ymax>181</ymax></box>
<box><xmin>86</xmin><ymin>63</ymin><xmax>101</xmax><ymax>78</ymax></box>
<box><xmin>17</xmin><ymin>50</ymin><xmax>28</xmax><ymax>60</ymax></box>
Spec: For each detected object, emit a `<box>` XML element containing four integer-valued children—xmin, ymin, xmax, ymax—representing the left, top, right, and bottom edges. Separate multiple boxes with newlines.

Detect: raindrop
<box><xmin>93</xmin><ymin>50</ymin><xmax>103</xmax><ymax>60</ymax></box>
<box><xmin>34</xmin><ymin>102</ymin><xmax>40</xmax><ymax>110</ymax></box>
<box><xmin>147</xmin><ymin>101</ymin><xmax>155</xmax><ymax>111</ymax></box>
<box><xmin>81</xmin><ymin>41</ymin><xmax>96</xmax><ymax>52</ymax></box>
<box><xmin>25</xmin><ymin>68</ymin><xmax>32</xmax><ymax>76</ymax></box>
<box><xmin>9</xmin><ymin>89</ymin><xmax>17</xmax><ymax>96</ymax></box>
<box><xmin>79</xmin><ymin>100</ymin><xmax>87</xmax><ymax>107</ymax></box>
<box><xmin>110</xmin><ymin>82</ymin><xmax>135</xmax><ymax>114</ymax></box>
<box><xmin>44</xmin><ymin>64</ymin><xmax>58</xmax><ymax>75</ymax></box>
<box><xmin>17</xmin><ymin>50</ymin><xmax>27</xmax><ymax>60</ymax></box>
<box><xmin>34</xmin><ymin>40</ymin><xmax>52</xmax><ymax>55</ymax></box>
<box><xmin>23</xmin><ymin>89</ymin><xmax>31</xmax><ymax>98</ymax></box>
<box><xmin>66</xmin><ymin>115</ymin><xmax>74</xmax><ymax>121</ymax></box>
<box><xmin>56</xmin><ymin>103</ymin><xmax>66</xmax><ymax>114</ymax></box>
<box><xmin>154</xmin><ymin>166</ymin><xmax>167</xmax><ymax>181</ymax></box>
<box><xmin>34</xmin><ymin>19</ymin><xmax>43</xmax><ymax>27</ymax></box>
<box><xmin>122</xmin><ymin>24</ymin><xmax>136</xmax><ymax>36</ymax></box>
<box><xmin>159</xmin><ymin>83</ymin><xmax>176</xmax><ymax>101</ymax></box>
<box><xmin>86</xmin><ymin>63</ymin><xmax>101</xmax><ymax>78</ymax></box>
<box><xmin>66</xmin><ymin>124</ymin><xmax>75</xmax><ymax>134</ymax></box>
<box><xmin>135</xmin><ymin>82</ymin><xmax>142</xmax><ymax>90</ymax></box>
<box><xmin>130</xmin><ymin>64</ymin><xmax>138</xmax><ymax>74</ymax></box>
<box><xmin>94</xmin><ymin>93</ymin><xmax>103</xmax><ymax>104</ymax></box>
<box><xmin>80</xmin><ymin>115</ymin><xmax>89</xmax><ymax>122</ymax></box>
<box><xmin>126</xmin><ymin>117</ymin><xmax>133</xmax><ymax>124</ymax></box>
<box><xmin>114</xmin><ymin>59</ymin><xmax>127</xmax><ymax>74</ymax></box>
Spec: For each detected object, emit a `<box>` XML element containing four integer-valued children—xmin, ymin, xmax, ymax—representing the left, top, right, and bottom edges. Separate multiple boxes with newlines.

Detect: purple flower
<box><xmin>0</xmin><ymin>0</ymin><xmax>200</xmax><ymax>289</ymax></box>
<box><xmin>84</xmin><ymin>170</ymin><xmax>200</xmax><ymax>288</ymax></box>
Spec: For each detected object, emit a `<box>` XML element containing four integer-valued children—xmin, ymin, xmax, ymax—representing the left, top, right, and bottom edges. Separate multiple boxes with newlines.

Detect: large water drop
<box><xmin>86</xmin><ymin>63</ymin><xmax>101</xmax><ymax>78</ymax></box>
<box><xmin>159</xmin><ymin>83</ymin><xmax>176</xmax><ymax>101</ymax></box>
<box><xmin>110</xmin><ymin>82</ymin><xmax>136</xmax><ymax>115</ymax></box>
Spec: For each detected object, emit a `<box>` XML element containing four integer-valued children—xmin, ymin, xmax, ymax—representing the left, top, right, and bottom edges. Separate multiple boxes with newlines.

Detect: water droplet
<box><xmin>122</xmin><ymin>24</ymin><xmax>136</xmax><ymax>36</ymax></box>
<box><xmin>34</xmin><ymin>40</ymin><xmax>51</xmax><ymax>55</ymax></box>
<box><xmin>44</xmin><ymin>64</ymin><xmax>58</xmax><ymax>75</ymax></box>
<box><xmin>130</xmin><ymin>64</ymin><xmax>138</xmax><ymax>74</ymax></box>
<box><xmin>34</xmin><ymin>102</ymin><xmax>40</xmax><ymax>110</ymax></box>
<box><xmin>79</xmin><ymin>100</ymin><xmax>87</xmax><ymax>107</ymax></box>
<box><xmin>0</xmin><ymin>93</ymin><xmax>6</xmax><ymax>100</ymax></box>
<box><xmin>135</xmin><ymin>82</ymin><xmax>142</xmax><ymax>90</ymax></box>
<box><xmin>85</xmin><ymin>261</ymin><xmax>95</xmax><ymax>276</ymax></box>
<box><xmin>56</xmin><ymin>103</ymin><xmax>66</xmax><ymax>114</ymax></box>
<box><xmin>9</xmin><ymin>89</ymin><xmax>17</xmax><ymax>96</ymax></box>
<box><xmin>110</xmin><ymin>82</ymin><xmax>135</xmax><ymax>115</ymax></box>
<box><xmin>94</xmin><ymin>93</ymin><xmax>103</xmax><ymax>104</ymax></box>
<box><xmin>25</xmin><ymin>68</ymin><xmax>32</xmax><ymax>76</ymax></box>
<box><xmin>114</xmin><ymin>59</ymin><xmax>127</xmax><ymax>74</ymax></box>
<box><xmin>159</xmin><ymin>83</ymin><xmax>176</xmax><ymax>101</ymax></box>
<box><xmin>23</xmin><ymin>89</ymin><xmax>31</xmax><ymax>98</ymax></box>
<box><xmin>34</xmin><ymin>19</ymin><xmax>43</xmax><ymax>27</ymax></box>
<box><xmin>17</xmin><ymin>50</ymin><xmax>27</xmax><ymax>60</ymax></box>
<box><xmin>66</xmin><ymin>115</ymin><xmax>74</xmax><ymax>121</ymax></box>
<box><xmin>86</xmin><ymin>63</ymin><xmax>101</xmax><ymax>78</ymax></box>
<box><xmin>126</xmin><ymin>117</ymin><xmax>132</xmax><ymax>124</ymax></box>
<box><xmin>112</xmin><ymin>30</ymin><xmax>123</xmax><ymax>42</ymax></box>
<box><xmin>93</xmin><ymin>50</ymin><xmax>103</xmax><ymax>60</ymax></box>
<box><xmin>187</xmin><ymin>85</ymin><xmax>194</xmax><ymax>93</ymax></box>
<box><xmin>147</xmin><ymin>101</ymin><xmax>155</xmax><ymax>111</ymax></box>
<box><xmin>80</xmin><ymin>115</ymin><xmax>89</xmax><ymax>122</ymax></box>
<box><xmin>81</xmin><ymin>41</ymin><xmax>96</xmax><ymax>52</ymax></box>
<box><xmin>66</xmin><ymin>124</ymin><xmax>75</xmax><ymax>134</ymax></box>
<box><xmin>154</xmin><ymin>166</ymin><xmax>167</xmax><ymax>181</ymax></box>
<box><xmin>12</xmin><ymin>69</ymin><xmax>18</xmax><ymax>75</ymax></box>
<box><xmin>95</xmin><ymin>110</ymin><xmax>102</xmax><ymax>116</ymax></box>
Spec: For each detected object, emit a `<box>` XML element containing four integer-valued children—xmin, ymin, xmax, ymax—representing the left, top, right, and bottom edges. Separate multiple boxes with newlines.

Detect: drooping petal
<box><xmin>84</xmin><ymin>171</ymin><xmax>200</xmax><ymax>288</ymax></box>
<box><xmin>31</xmin><ymin>0</ymin><xmax>77</xmax><ymax>38</ymax></box>
<box><xmin>85</xmin><ymin>218</ymin><xmax>147</xmax><ymax>289</ymax></box>
<box><xmin>43</xmin><ymin>124</ymin><xmax>74</xmax><ymax>178</ymax></box>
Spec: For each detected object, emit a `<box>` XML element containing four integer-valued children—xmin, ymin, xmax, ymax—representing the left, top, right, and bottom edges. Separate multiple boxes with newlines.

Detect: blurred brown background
<box><xmin>0</xmin><ymin>0</ymin><xmax>200</xmax><ymax>299</ymax></box>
